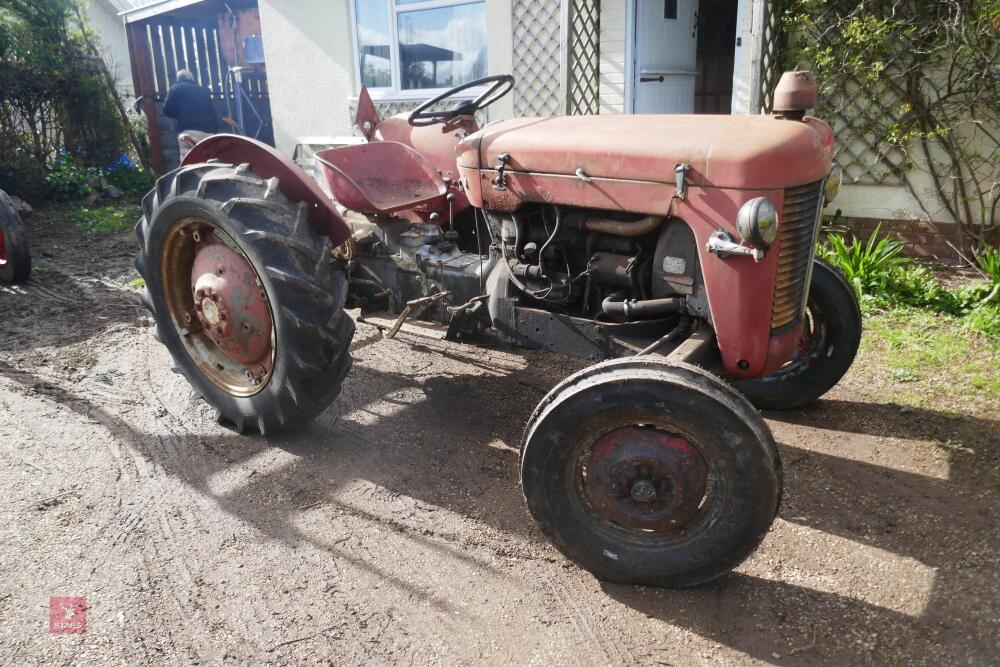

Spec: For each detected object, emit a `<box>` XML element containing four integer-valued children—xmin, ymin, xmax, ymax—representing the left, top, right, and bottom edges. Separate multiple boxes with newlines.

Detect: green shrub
<box><xmin>819</xmin><ymin>230</ymin><xmax>1000</xmax><ymax>344</ymax></box>
<box><xmin>974</xmin><ymin>245</ymin><xmax>1000</xmax><ymax>292</ymax></box>
<box><xmin>103</xmin><ymin>163</ymin><xmax>154</xmax><ymax>197</ymax></box>
<box><xmin>965</xmin><ymin>304</ymin><xmax>1000</xmax><ymax>343</ymax></box>
<box><xmin>46</xmin><ymin>157</ymin><xmax>91</xmax><ymax>202</ymax></box>
<box><xmin>887</xmin><ymin>264</ymin><xmax>954</xmax><ymax>311</ymax></box>
<box><xmin>821</xmin><ymin>224</ymin><xmax>906</xmax><ymax>303</ymax></box>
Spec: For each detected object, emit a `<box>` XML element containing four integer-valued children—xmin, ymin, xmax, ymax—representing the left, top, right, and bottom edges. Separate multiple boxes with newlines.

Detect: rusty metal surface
<box><xmin>374</xmin><ymin>114</ymin><xmax>476</xmax><ymax>218</ymax></box>
<box><xmin>159</xmin><ymin>217</ymin><xmax>275</xmax><ymax>397</ymax></box>
<box><xmin>671</xmin><ymin>186</ymin><xmax>784</xmax><ymax>378</ymax></box>
<box><xmin>771</xmin><ymin>181</ymin><xmax>824</xmax><ymax>329</ymax></box>
<box><xmin>773</xmin><ymin>70</ymin><xmax>818</xmax><ymax>114</ymax></box>
<box><xmin>354</xmin><ymin>87</ymin><xmax>380</xmax><ymax>142</ymax></box>
<box><xmin>583</xmin><ymin>426</ymin><xmax>708</xmax><ymax>533</ymax></box>
<box><xmin>467</xmin><ymin>170</ymin><xmax>677</xmax><ymax>216</ymax></box>
<box><xmin>762</xmin><ymin>319</ymin><xmax>806</xmax><ymax>376</ymax></box>
<box><xmin>182</xmin><ymin>134</ymin><xmax>351</xmax><ymax>246</ymax></box>
<box><xmin>314</xmin><ymin>143</ymin><xmax>448</xmax><ymax>215</ymax></box>
<box><xmin>458</xmin><ymin>114</ymin><xmax>834</xmax><ymax>193</ymax></box>
<box><xmin>191</xmin><ymin>237</ymin><xmax>273</xmax><ymax>369</ymax></box>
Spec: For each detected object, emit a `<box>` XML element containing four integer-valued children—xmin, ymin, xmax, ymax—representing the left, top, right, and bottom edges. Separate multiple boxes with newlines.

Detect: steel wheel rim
<box><xmin>572</xmin><ymin>423</ymin><xmax>713</xmax><ymax>538</ymax></box>
<box><xmin>159</xmin><ymin>217</ymin><xmax>275</xmax><ymax>396</ymax></box>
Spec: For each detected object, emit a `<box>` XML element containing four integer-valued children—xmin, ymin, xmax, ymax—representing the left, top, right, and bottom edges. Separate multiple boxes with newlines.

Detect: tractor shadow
<box><xmin>605</xmin><ymin>399</ymin><xmax>1000</xmax><ymax>663</ymax></box>
<box><xmin>0</xmin><ymin>222</ymin><xmax>144</xmax><ymax>354</ymax></box>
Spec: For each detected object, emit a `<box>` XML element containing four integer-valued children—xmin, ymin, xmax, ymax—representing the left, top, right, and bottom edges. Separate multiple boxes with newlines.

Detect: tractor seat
<box><xmin>315</xmin><ymin>142</ymin><xmax>447</xmax><ymax>215</ymax></box>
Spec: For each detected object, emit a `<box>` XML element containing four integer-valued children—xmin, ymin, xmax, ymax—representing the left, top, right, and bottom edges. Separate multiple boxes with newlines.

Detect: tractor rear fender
<box><xmin>182</xmin><ymin>134</ymin><xmax>352</xmax><ymax>246</ymax></box>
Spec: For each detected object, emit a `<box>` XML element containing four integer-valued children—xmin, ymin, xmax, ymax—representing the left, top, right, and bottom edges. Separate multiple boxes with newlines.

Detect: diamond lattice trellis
<box><xmin>566</xmin><ymin>0</ymin><xmax>601</xmax><ymax>115</ymax></box>
<box><xmin>757</xmin><ymin>0</ymin><xmax>786</xmax><ymax>114</ymax></box>
<box><xmin>512</xmin><ymin>0</ymin><xmax>564</xmax><ymax>116</ymax></box>
<box><xmin>825</xmin><ymin>72</ymin><xmax>907</xmax><ymax>185</ymax></box>
<box><xmin>757</xmin><ymin>1</ymin><xmax>905</xmax><ymax>185</ymax></box>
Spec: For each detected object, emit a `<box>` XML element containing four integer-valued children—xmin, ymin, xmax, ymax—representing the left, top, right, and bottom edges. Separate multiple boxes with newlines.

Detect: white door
<box><xmin>634</xmin><ymin>0</ymin><xmax>699</xmax><ymax>114</ymax></box>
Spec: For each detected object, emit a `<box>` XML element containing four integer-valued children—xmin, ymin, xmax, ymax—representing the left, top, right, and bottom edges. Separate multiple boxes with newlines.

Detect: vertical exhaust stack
<box><xmin>772</xmin><ymin>70</ymin><xmax>818</xmax><ymax>121</ymax></box>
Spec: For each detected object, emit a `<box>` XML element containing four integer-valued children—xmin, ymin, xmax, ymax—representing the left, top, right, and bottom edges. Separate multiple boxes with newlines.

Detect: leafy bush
<box><xmin>820</xmin><ymin>230</ymin><xmax>999</xmax><ymax>343</ymax></box>
<box><xmin>820</xmin><ymin>224</ymin><xmax>906</xmax><ymax>303</ymax></box>
<box><xmin>975</xmin><ymin>246</ymin><xmax>1000</xmax><ymax>288</ymax></box>
<box><xmin>0</xmin><ymin>0</ymin><xmax>130</xmax><ymax>202</ymax></box>
<box><xmin>102</xmin><ymin>161</ymin><xmax>154</xmax><ymax>197</ymax></box>
<box><xmin>46</xmin><ymin>157</ymin><xmax>92</xmax><ymax>202</ymax></box>
<box><xmin>783</xmin><ymin>0</ymin><xmax>1000</xmax><ymax>250</ymax></box>
<box><xmin>965</xmin><ymin>305</ymin><xmax>1000</xmax><ymax>342</ymax></box>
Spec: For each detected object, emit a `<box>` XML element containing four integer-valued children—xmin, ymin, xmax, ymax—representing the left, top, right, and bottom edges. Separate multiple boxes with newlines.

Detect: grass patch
<box><xmin>127</xmin><ymin>277</ymin><xmax>145</xmax><ymax>290</ymax></box>
<box><xmin>34</xmin><ymin>201</ymin><xmax>141</xmax><ymax>235</ymax></box>
<box><xmin>68</xmin><ymin>205</ymin><xmax>140</xmax><ymax>234</ymax></box>
<box><xmin>860</xmin><ymin>307</ymin><xmax>1000</xmax><ymax>412</ymax></box>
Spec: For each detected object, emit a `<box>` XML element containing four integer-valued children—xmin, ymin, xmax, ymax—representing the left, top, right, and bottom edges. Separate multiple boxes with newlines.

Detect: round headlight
<box><xmin>824</xmin><ymin>164</ymin><xmax>843</xmax><ymax>205</ymax></box>
<box><xmin>736</xmin><ymin>197</ymin><xmax>779</xmax><ymax>248</ymax></box>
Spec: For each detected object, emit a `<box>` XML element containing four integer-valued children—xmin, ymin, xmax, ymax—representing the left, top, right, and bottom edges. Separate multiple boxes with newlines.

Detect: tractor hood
<box><xmin>457</xmin><ymin>114</ymin><xmax>834</xmax><ymax>190</ymax></box>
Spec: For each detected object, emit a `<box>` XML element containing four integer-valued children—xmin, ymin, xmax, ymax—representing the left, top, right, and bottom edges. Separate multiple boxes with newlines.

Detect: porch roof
<box><xmin>121</xmin><ymin>0</ymin><xmax>255</xmax><ymax>23</ymax></box>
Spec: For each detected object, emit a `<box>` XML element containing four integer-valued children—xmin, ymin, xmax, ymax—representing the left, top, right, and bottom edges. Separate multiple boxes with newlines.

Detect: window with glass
<box><xmin>354</xmin><ymin>0</ymin><xmax>488</xmax><ymax>97</ymax></box>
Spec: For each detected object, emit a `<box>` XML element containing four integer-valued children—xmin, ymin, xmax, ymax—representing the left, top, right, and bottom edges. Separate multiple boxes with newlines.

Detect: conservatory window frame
<box><xmin>349</xmin><ymin>0</ymin><xmax>489</xmax><ymax>101</ymax></box>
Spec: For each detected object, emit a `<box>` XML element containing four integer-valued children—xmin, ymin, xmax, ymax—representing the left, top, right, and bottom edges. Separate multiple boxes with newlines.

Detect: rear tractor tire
<box><xmin>135</xmin><ymin>163</ymin><xmax>354</xmax><ymax>434</ymax></box>
<box><xmin>521</xmin><ymin>358</ymin><xmax>782</xmax><ymax>588</ymax></box>
<box><xmin>0</xmin><ymin>189</ymin><xmax>31</xmax><ymax>284</ymax></box>
<box><xmin>735</xmin><ymin>258</ymin><xmax>861</xmax><ymax>410</ymax></box>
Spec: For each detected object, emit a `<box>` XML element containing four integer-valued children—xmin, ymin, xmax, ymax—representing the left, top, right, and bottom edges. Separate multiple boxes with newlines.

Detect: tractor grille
<box><xmin>771</xmin><ymin>180</ymin><xmax>824</xmax><ymax>330</ymax></box>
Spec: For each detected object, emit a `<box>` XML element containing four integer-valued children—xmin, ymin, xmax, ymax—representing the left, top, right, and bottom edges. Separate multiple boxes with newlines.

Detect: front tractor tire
<box><xmin>135</xmin><ymin>163</ymin><xmax>354</xmax><ymax>434</ymax></box>
<box><xmin>521</xmin><ymin>359</ymin><xmax>782</xmax><ymax>588</ymax></box>
<box><xmin>735</xmin><ymin>258</ymin><xmax>861</xmax><ymax>410</ymax></box>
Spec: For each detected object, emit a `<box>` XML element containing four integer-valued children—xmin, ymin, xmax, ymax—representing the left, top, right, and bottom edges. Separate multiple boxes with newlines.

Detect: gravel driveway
<box><xmin>1</xmin><ymin>222</ymin><xmax>997</xmax><ymax>665</ymax></box>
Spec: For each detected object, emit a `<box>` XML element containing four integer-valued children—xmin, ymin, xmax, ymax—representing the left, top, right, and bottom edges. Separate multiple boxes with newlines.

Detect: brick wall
<box><xmin>840</xmin><ymin>217</ymin><xmax>962</xmax><ymax>260</ymax></box>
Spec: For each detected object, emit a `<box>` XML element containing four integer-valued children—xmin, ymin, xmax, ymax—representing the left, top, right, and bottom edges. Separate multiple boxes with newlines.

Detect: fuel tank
<box><xmin>456</xmin><ymin>114</ymin><xmax>834</xmax><ymax>213</ymax></box>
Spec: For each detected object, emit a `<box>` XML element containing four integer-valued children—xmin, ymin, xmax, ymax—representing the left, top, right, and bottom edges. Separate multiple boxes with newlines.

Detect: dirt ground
<box><xmin>2</xmin><ymin>219</ymin><xmax>998</xmax><ymax>665</ymax></box>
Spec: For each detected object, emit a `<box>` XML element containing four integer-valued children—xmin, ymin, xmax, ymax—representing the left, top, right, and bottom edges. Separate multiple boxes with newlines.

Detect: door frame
<box><xmin>625</xmin><ymin>0</ymin><xmax>756</xmax><ymax>114</ymax></box>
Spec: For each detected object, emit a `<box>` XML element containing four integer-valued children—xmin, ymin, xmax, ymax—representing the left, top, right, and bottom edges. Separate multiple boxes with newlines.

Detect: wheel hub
<box><xmin>189</xmin><ymin>234</ymin><xmax>273</xmax><ymax>376</ymax></box>
<box><xmin>584</xmin><ymin>426</ymin><xmax>708</xmax><ymax>532</ymax></box>
<box><xmin>629</xmin><ymin>478</ymin><xmax>658</xmax><ymax>503</ymax></box>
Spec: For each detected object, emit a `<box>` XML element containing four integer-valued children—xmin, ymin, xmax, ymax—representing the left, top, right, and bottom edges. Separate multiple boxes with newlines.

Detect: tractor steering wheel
<box><xmin>408</xmin><ymin>74</ymin><xmax>515</xmax><ymax>127</ymax></box>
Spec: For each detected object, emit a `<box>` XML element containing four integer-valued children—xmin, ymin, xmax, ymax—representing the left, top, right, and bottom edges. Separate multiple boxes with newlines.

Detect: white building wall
<box><xmin>257</xmin><ymin>0</ymin><xmax>356</xmax><ymax>156</ymax></box>
<box><xmin>598</xmin><ymin>0</ymin><xmax>628</xmax><ymax>114</ymax></box>
<box><xmin>259</xmin><ymin>0</ymin><xmax>514</xmax><ymax>157</ymax></box>
<box><xmin>86</xmin><ymin>0</ymin><xmax>134</xmax><ymax>96</ymax></box>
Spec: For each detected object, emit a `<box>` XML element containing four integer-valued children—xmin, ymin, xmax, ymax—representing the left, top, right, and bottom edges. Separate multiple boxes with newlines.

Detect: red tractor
<box><xmin>0</xmin><ymin>189</ymin><xmax>31</xmax><ymax>285</ymax></box>
<box><xmin>135</xmin><ymin>71</ymin><xmax>860</xmax><ymax>588</ymax></box>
